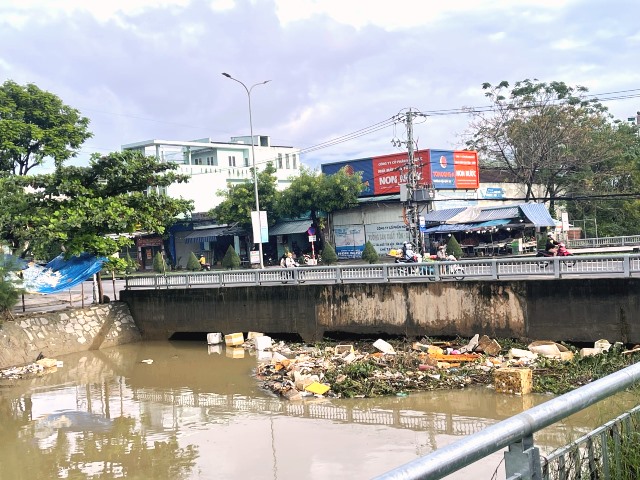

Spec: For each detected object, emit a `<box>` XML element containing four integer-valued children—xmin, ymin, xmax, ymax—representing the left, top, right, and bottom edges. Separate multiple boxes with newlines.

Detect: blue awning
<box><xmin>185</xmin><ymin>225</ymin><xmax>245</xmax><ymax>243</ymax></box>
<box><xmin>421</xmin><ymin>219</ymin><xmax>510</xmax><ymax>234</ymax></box>
<box><xmin>520</xmin><ymin>203</ymin><xmax>556</xmax><ymax>227</ymax></box>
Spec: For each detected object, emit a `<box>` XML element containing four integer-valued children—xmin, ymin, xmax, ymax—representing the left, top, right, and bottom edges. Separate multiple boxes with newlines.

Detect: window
<box><xmin>285</xmin><ymin>154</ymin><xmax>290</xmax><ymax>169</ymax></box>
<box><xmin>244</xmin><ymin>157</ymin><xmax>249</xmax><ymax>167</ymax></box>
<box><xmin>228</xmin><ymin>156</ymin><xmax>236</xmax><ymax>167</ymax></box>
<box><xmin>292</xmin><ymin>154</ymin><xmax>297</xmax><ymax>169</ymax></box>
<box><xmin>278</xmin><ymin>153</ymin><xmax>283</xmax><ymax>169</ymax></box>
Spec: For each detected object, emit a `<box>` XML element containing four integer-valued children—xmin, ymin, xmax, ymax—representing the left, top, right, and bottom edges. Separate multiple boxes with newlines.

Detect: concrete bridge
<box><xmin>120</xmin><ymin>277</ymin><xmax>640</xmax><ymax>344</ymax></box>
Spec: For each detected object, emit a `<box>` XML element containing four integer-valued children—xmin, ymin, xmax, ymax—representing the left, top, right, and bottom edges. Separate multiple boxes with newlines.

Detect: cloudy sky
<box><xmin>2</xmin><ymin>0</ymin><xmax>639</xmax><ymax>172</ymax></box>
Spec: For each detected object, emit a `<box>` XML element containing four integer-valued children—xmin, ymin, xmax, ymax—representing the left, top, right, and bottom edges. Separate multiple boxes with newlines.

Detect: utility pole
<box><xmin>396</xmin><ymin>109</ymin><xmax>424</xmax><ymax>254</ymax></box>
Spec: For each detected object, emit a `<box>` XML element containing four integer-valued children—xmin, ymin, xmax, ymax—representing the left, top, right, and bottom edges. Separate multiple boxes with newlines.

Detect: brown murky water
<box><xmin>0</xmin><ymin>340</ymin><xmax>636</xmax><ymax>480</ymax></box>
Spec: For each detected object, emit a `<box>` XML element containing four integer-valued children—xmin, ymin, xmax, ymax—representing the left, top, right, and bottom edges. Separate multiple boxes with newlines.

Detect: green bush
<box><xmin>322</xmin><ymin>243</ymin><xmax>338</xmax><ymax>265</ymax></box>
<box><xmin>186</xmin><ymin>252</ymin><xmax>201</xmax><ymax>271</ymax></box>
<box><xmin>0</xmin><ymin>258</ymin><xmax>23</xmax><ymax>321</ymax></box>
<box><xmin>446</xmin><ymin>236</ymin><xmax>463</xmax><ymax>259</ymax></box>
<box><xmin>221</xmin><ymin>245</ymin><xmax>241</xmax><ymax>270</ymax></box>
<box><xmin>152</xmin><ymin>252</ymin><xmax>168</xmax><ymax>273</ymax></box>
<box><xmin>361</xmin><ymin>241</ymin><xmax>379</xmax><ymax>264</ymax></box>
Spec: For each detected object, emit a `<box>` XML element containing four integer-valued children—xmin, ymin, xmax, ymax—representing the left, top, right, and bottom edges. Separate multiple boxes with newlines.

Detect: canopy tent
<box><xmin>421</xmin><ymin>203</ymin><xmax>556</xmax><ymax>233</ymax></box>
<box><xmin>422</xmin><ymin>219</ymin><xmax>510</xmax><ymax>234</ymax></box>
<box><xmin>184</xmin><ymin>225</ymin><xmax>245</xmax><ymax>244</ymax></box>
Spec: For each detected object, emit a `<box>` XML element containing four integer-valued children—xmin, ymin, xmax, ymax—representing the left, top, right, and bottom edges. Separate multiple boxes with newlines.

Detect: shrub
<box><xmin>446</xmin><ymin>236</ymin><xmax>463</xmax><ymax>259</ymax></box>
<box><xmin>0</xmin><ymin>258</ymin><xmax>23</xmax><ymax>321</ymax></box>
<box><xmin>221</xmin><ymin>245</ymin><xmax>241</xmax><ymax>270</ymax></box>
<box><xmin>322</xmin><ymin>243</ymin><xmax>338</xmax><ymax>265</ymax></box>
<box><xmin>361</xmin><ymin>241</ymin><xmax>379</xmax><ymax>264</ymax></box>
<box><xmin>152</xmin><ymin>252</ymin><xmax>168</xmax><ymax>273</ymax></box>
<box><xmin>186</xmin><ymin>252</ymin><xmax>201</xmax><ymax>271</ymax></box>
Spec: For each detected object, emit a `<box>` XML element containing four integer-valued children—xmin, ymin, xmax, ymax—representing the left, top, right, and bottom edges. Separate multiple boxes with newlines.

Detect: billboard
<box><xmin>321</xmin><ymin>149</ymin><xmax>479</xmax><ymax>197</ymax></box>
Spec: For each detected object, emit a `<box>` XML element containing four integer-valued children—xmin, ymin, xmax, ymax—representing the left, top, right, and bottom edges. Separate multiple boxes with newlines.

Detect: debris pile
<box><xmin>235</xmin><ymin>333</ymin><xmax>640</xmax><ymax>400</ymax></box>
<box><xmin>0</xmin><ymin>357</ymin><xmax>62</xmax><ymax>380</ymax></box>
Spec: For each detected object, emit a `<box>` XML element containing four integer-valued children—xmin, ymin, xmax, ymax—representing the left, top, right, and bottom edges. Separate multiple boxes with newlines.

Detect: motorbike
<box><xmin>536</xmin><ymin>243</ymin><xmax>575</xmax><ymax>267</ymax></box>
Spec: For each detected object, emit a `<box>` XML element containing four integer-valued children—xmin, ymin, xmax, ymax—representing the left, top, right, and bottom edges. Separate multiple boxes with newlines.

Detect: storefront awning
<box><xmin>422</xmin><ymin>219</ymin><xmax>510</xmax><ymax>234</ymax></box>
<box><xmin>184</xmin><ymin>225</ymin><xmax>245</xmax><ymax>243</ymax></box>
<box><xmin>269</xmin><ymin>220</ymin><xmax>313</xmax><ymax>236</ymax></box>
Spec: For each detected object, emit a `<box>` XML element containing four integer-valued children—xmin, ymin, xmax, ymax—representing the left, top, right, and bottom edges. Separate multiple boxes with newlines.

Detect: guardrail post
<box><xmin>154</xmin><ymin>275</ymin><xmax>159</xmax><ymax>289</ymax></box>
<box><xmin>504</xmin><ymin>434</ymin><xmax>542</xmax><ymax>480</ymax></box>
<box><xmin>624</xmin><ymin>255</ymin><xmax>630</xmax><ymax>277</ymax></box>
<box><xmin>491</xmin><ymin>259</ymin><xmax>498</xmax><ymax>280</ymax></box>
<box><xmin>553</xmin><ymin>258</ymin><xmax>561</xmax><ymax>279</ymax></box>
<box><xmin>255</xmin><ymin>270</ymin><xmax>261</xmax><ymax>285</ymax></box>
<box><xmin>335</xmin><ymin>265</ymin><xmax>342</xmax><ymax>284</ymax></box>
<box><xmin>383</xmin><ymin>264</ymin><xmax>389</xmax><ymax>282</ymax></box>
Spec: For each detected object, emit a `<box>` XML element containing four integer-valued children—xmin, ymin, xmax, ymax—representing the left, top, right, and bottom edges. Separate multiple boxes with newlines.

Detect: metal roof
<box><xmin>184</xmin><ymin>225</ymin><xmax>245</xmax><ymax>243</ymax></box>
<box><xmin>422</xmin><ymin>219</ymin><xmax>510</xmax><ymax>234</ymax></box>
<box><xmin>269</xmin><ymin>219</ymin><xmax>313</xmax><ymax>236</ymax></box>
<box><xmin>519</xmin><ymin>203</ymin><xmax>556</xmax><ymax>227</ymax></box>
<box><xmin>422</xmin><ymin>207</ymin><xmax>467</xmax><ymax>223</ymax></box>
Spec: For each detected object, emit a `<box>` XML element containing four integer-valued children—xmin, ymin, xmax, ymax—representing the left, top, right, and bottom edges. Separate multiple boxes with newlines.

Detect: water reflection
<box><xmin>0</xmin><ymin>341</ymin><xmax>637</xmax><ymax>479</ymax></box>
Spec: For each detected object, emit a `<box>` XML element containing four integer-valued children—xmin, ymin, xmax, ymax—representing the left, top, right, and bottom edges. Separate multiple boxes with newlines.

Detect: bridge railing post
<box><xmin>623</xmin><ymin>255</ymin><xmax>630</xmax><ymax>277</ymax></box>
<box><xmin>491</xmin><ymin>259</ymin><xmax>498</xmax><ymax>280</ymax></box>
<box><xmin>504</xmin><ymin>434</ymin><xmax>543</xmax><ymax>480</ymax></box>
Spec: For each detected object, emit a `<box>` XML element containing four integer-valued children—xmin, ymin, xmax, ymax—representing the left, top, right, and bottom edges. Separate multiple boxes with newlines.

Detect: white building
<box><xmin>122</xmin><ymin>135</ymin><xmax>301</xmax><ymax>214</ymax></box>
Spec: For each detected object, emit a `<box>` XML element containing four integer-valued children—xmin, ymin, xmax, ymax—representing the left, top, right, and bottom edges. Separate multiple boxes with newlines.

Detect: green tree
<box><xmin>446</xmin><ymin>236</ymin><xmax>463</xmax><ymax>259</ymax></box>
<box><xmin>0</xmin><ymin>80</ymin><xmax>92</xmax><ymax>175</ymax></box>
<box><xmin>212</xmin><ymin>163</ymin><xmax>280</xmax><ymax>229</ymax></box>
<box><xmin>221</xmin><ymin>245</ymin><xmax>240</xmax><ymax>270</ymax></box>
<box><xmin>361</xmin><ymin>241</ymin><xmax>379</xmax><ymax>264</ymax></box>
<box><xmin>322</xmin><ymin>242</ymin><xmax>338</xmax><ymax>265</ymax></box>
<box><xmin>186</xmin><ymin>252</ymin><xmax>201</xmax><ymax>271</ymax></box>
<box><xmin>466</xmin><ymin>79</ymin><xmax>622</xmax><ymax>213</ymax></box>
<box><xmin>0</xmin><ymin>150</ymin><xmax>193</xmax><ymax>260</ymax></box>
<box><xmin>279</xmin><ymin>167</ymin><xmax>364</xmax><ymax>243</ymax></box>
<box><xmin>153</xmin><ymin>252</ymin><xmax>168</xmax><ymax>273</ymax></box>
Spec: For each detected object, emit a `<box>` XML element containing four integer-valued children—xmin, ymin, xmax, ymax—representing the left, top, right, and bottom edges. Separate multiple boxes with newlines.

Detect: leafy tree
<box><xmin>279</xmin><ymin>167</ymin><xmax>364</xmax><ymax>243</ymax></box>
<box><xmin>0</xmin><ymin>150</ymin><xmax>193</xmax><ymax>260</ymax></box>
<box><xmin>221</xmin><ymin>245</ymin><xmax>240</xmax><ymax>270</ymax></box>
<box><xmin>0</xmin><ymin>80</ymin><xmax>92</xmax><ymax>175</ymax></box>
<box><xmin>322</xmin><ymin>242</ymin><xmax>338</xmax><ymax>265</ymax></box>
<box><xmin>446</xmin><ymin>236</ymin><xmax>463</xmax><ymax>259</ymax></box>
<box><xmin>361</xmin><ymin>241</ymin><xmax>379</xmax><ymax>264</ymax></box>
<box><xmin>466</xmin><ymin>79</ymin><xmax>623</xmax><ymax>212</ymax></box>
<box><xmin>186</xmin><ymin>252</ymin><xmax>201</xmax><ymax>271</ymax></box>
<box><xmin>153</xmin><ymin>252</ymin><xmax>168</xmax><ymax>273</ymax></box>
<box><xmin>212</xmin><ymin>163</ymin><xmax>280</xmax><ymax>229</ymax></box>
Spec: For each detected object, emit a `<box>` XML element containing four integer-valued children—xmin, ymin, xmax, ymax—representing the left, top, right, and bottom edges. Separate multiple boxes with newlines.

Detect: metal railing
<box><xmin>567</xmin><ymin>235</ymin><xmax>640</xmax><ymax>249</ymax></box>
<box><xmin>125</xmin><ymin>253</ymin><xmax>640</xmax><ymax>289</ymax></box>
<box><xmin>374</xmin><ymin>361</ymin><xmax>640</xmax><ymax>480</ymax></box>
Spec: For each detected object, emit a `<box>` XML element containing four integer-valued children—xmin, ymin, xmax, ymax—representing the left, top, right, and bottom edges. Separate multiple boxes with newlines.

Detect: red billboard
<box><xmin>321</xmin><ymin>149</ymin><xmax>479</xmax><ymax>196</ymax></box>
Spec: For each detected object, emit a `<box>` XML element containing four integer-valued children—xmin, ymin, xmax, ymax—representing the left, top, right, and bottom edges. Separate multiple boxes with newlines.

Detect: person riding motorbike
<box><xmin>401</xmin><ymin>242</ymin><xmax>418</xmax><ymax>262</ymax></box>
<box><xmin>545</xmin><ymin>233</ymin><xmax>560</xmax><ymax>256</ymax></box>
<box><xmin>556</xmin><ymin>242</ymin><xmax>572</xmax><ymax>256</ymax></box>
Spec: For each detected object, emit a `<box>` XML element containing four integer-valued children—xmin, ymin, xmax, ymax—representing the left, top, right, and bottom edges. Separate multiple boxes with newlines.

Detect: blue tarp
<box><xmin>21</xmin><ymin>253</ymin><xmax>106</xmax><ymax>294</ymax></box>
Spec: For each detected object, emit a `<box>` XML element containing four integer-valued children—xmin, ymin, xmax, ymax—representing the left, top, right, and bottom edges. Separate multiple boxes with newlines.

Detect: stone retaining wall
<box><xmin>0</xmin><ymin>303</ymin><xmax>141</xmax><ymax>370</ymax></box>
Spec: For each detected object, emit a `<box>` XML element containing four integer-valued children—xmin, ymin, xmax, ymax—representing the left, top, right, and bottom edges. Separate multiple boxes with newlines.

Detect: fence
<box><xmin>125</xmin><ymin>253</ymin><xmax>640</xmax><ymax>289</ymax></box>
<box><xmin>373</xmin><ymin>361</ymin><xmax>640</xmax><ymax>480</ymax></box>
<box><xmin>567</xmin><ymin>235</ymin><xmax>640</xmax><ymax>249</ymax></box>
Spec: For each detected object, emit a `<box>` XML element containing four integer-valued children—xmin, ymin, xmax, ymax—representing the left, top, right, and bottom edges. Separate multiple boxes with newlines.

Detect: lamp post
<box><xmin>222</xmin><ymin>72</ymin><xmax>271</xmax><ymax>269</ymax></box>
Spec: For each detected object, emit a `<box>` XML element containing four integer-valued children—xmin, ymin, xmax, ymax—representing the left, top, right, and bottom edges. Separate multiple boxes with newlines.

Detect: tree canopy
<box><xmin>465</xmin><ymin>79</ymin><xmax>624</xmax><ymax>212</ymax></box>
<box><xmin>278</xmin><ymin>166</ymin><xmax>364</xmax><ymax>235</ymax></box>
<box><xmin>0</xmin><ymin>80</ymin><xmax>92</xmax><ymax>175</ymax></box>
<box><xmin>211</xmin><ymin>163</ymin><xmax>280</xmax><ymax>233</ymax></box>
<box><xmin>0</xmin><ymin>150</ymin><xmax>193</xmax><ymax>259</ymax></box>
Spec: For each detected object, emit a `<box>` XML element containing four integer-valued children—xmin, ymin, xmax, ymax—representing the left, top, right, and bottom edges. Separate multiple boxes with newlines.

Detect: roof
<box><xmin>422</xmin><ymin>219</ymin><xmax>510</xmax><ymax>234</ymax></box>
<box><xmin>423</xmin><ymin>203</ymin><xmax>555</xmax><ymax>230</ymax></box>
<box><xmin>185</xmin><ymin>225</ymin><xmax>246</xmax><ymax>243</ymax></box>
<box><xmin>269</xmin><ymin>219</ymin><xmax>313</xmax><ymax>235</ymax></box>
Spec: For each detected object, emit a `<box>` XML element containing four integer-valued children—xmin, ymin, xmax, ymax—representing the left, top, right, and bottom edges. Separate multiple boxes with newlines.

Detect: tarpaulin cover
<box><xmin>21</xmin><ymin>253</ymin><xmax>106</xmax><ymax>294</ymax></box>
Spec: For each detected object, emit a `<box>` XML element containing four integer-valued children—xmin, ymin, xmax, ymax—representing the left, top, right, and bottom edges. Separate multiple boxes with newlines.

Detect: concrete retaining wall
<box><xmin>0</xmin><ymin>303</ymin><xmax>141</xmax><ymax>370</ymax></box>
<box><xmin>120</xmin><ymin>278</ymin><xmax>640</xmax><ymax>344</ymax></box>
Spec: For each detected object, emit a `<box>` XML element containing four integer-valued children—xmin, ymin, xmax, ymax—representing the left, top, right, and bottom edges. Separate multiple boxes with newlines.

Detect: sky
<box><xmin>1</xmin><ymin>0</ymin><xmax>640</xmax><ymax>172</ymax></box>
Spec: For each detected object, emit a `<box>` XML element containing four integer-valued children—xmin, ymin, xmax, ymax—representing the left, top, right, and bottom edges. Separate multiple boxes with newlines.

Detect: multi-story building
<box><xmin>121</xmin><ymin>135</ymin><xmax>302</xmax><ymax>269</ymax></box>
<box><xmin>122</xmin><ymin>135</ymin><xmax>301</xmax><ymax>213</ymax></box>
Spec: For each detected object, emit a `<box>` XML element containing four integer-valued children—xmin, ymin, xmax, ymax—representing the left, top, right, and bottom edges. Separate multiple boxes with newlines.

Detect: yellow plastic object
<box><xmin>304</xmin><ymin>382</ymin><xmax>330</xmax><ymax>395</ymax></box>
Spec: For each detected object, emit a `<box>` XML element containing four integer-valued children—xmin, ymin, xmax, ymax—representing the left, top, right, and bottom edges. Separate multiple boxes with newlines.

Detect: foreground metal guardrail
<box><xmin>374</xmin><ymin>361</ymin><xmax>640</xmax><ymax>480</ymax></box>
<box><xmin>125</xmin><ymin>254</ymin><xmax>640</xmax><ymax>289</ymax></box>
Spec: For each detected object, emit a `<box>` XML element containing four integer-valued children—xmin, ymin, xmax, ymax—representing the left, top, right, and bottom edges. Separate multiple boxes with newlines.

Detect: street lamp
<box><xmin>222</xmin><ymin>72</ymin><xmax>271</xmax><ymax>269</ymax></box>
